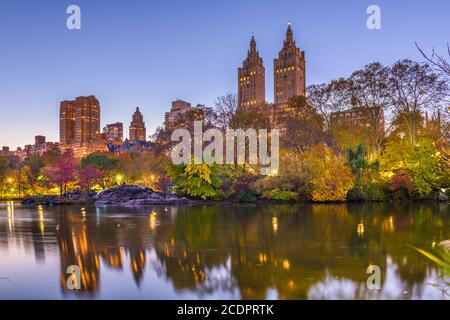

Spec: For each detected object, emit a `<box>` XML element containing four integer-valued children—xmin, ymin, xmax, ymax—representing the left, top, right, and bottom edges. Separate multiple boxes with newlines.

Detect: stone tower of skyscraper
<box><xmin>238</xmin><ymin>34</ymin><xmax>266</xmax><ymax>109</ymax></box>
<box><xmin>274</xmin><ymin>23</ymin><xmax>306</xmax><ymax>105</ymax></box>
<box><xmin>129</xmin><ymin>107</ymin><xmax>146</xmax><ymax>141</ymax></box>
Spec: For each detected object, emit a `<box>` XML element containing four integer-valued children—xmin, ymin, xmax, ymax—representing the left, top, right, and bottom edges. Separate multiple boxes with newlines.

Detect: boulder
<box><xmin>94</xmin><ymin>184</ymin><xmax>189</xmax><ymax>206</ymax></box>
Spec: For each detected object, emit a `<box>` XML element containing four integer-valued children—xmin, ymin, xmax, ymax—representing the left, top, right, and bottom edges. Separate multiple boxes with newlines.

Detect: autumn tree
<box><xmin>25</xmin><ymin>154</ymin><xmax>44</xmax><ymax>189</ymax></box>
<box><xmin>304</xmin><ymin>144</ymin><xmax>355</xmax><ymax>201</ymax></box>
<box><xmin>280</xmin><ymin>95</ymin><xmax>327</xmax><ymax>155</ymax></box>
<box><xmin>80</xmin><ymin>153</ymin><xmax>120</xmax><ymax>189</ymax></box>
<box><xmin>78</xmin><ymin>164</ymin><xmax>104</xmax><ymax>191</ymax></box>
<box><xmin>213</xmin><ymin>92</ymin><xmax>238</xmax><ymax>131</ymax></box>
<box><xmin>0</xmin><ymin>157</ymin><xmax>9</xmax><ymax>198</ymax></box>
<box><xmin>389</xmin><ymin>59</ymin><xmax>448</xmax><ymax>146</ymax></box>
<box><xmin>44</xmin><ymin>151</ymin><xmax>77</xmax><ymax>196</ymax></box>
<box><xmin>349</xmin><ymin>62</ymin><xmax>393</xmax><ymax>154</ymax></box>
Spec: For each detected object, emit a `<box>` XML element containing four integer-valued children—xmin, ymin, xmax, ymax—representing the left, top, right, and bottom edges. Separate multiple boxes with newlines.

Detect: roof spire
<box><xmin>249</xmin><ymin>33</ymin><xmax>256</xmax><ymax>54</ymax></box>
<box><xmin>285</xmin><ymin>21</ymin><xmax>294</xmax><ymax>45</ymax></box>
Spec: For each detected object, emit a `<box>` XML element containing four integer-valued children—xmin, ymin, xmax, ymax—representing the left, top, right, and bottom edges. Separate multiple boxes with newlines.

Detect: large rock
<box><xmin>94</xmin><ymin>184</ymin><xmax>190</xmax><ymax>206</ymax></box>
<box><xmin>22</xmin><ymin>190</ymin><xmax>97</xmax><ymax>206</ymax></box>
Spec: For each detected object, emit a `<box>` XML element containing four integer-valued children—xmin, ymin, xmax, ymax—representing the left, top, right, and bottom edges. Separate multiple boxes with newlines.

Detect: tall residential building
<box><xmin>103</xmin><ymin>122</ymin><xmax>123</xmax><ymax>145</ymax></box>
<box><xmin>129</xmin><ymin>107</ymin><xmax>147</xmax><ymax>141</ymax></box>
<box><xmin>74</xmin><ymin>96</ymin><xmax>101</xmax><ymax>144</ymax></box>
<box><xmin>274</xmin><ymin>23</ymin><xmax>306</xmax><ymax>106</ymax></box>
<box><xmin>238</xmin><ymin>34</ymin><xmax>266</xmax><ymax>109</ymax></box>
<box><xmin>165</xmin><ymin>99</ymin><xmax>191</xmax><ymax>126</ymax></box>
<box><xmin>60</xmin><ymin>100</ymin><xmax>76</xmax><ymax>146</ymax></box>
<box><xmin>59</xmin><ymin>96</ymin><xmax>103</xmax><ymax>157</ymax></box>
<box><xmin>164</xmin><ymin>100</ymin><xmax>205</xmax><ymax>128</ymax></box>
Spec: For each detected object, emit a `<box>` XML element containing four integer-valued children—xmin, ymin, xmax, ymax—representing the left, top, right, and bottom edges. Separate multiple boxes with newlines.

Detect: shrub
<box><xmin>261</xmin><ymin>188</ymin><xmax>299</xmax><ymax>201</ymax></box>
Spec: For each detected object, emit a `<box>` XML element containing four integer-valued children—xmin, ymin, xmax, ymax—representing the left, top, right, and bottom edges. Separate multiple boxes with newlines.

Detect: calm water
<box><xmin>0</xmin><ymin>202</ymin><xmax>448</xmax><ymax>300</ymax></box>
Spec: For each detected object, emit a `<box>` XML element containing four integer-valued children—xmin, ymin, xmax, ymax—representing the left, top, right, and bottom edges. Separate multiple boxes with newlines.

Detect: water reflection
<box><xmin>0</xmin><ymin>202</ymin><xmax>448</xmax><ymax>299</ymax></box>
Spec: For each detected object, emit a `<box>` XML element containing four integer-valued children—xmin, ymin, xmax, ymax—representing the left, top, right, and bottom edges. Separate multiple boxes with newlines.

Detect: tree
<box><xmin>25</xmin><ymin>155</ymin><xmax>43</xmax><ymax>189</ymax></box>
<box><xmin>349</xmin><ymin>62</ymin><xmax>393</xmax><ymax>154</ymax></box>
<box><xmin>78</xmin><ymin>165</ymin><xmax>104</xmax><ymax>191</ymax></box>
<box><xmin>280</xmin><ymin>95</ymin><xmax>327</xmax><ymax>155</ymax></box>
<box><xmin>304</xmin><ymin>144</ymin><xmax>355</xmax><ymax>201</ymax></box>
<box><xmin>382</xmin><ymin>139</ymin><xmax>444</xmax><ymax>196</ymax></box>
<box><xmin>213</xmin><ymin>92</ymin><xmax>238</xmax><ymax>131</ymax></box>
<box><xmin>416</xmin><ymin>42</ymin><xmax>450</xmax><ymax>77</ymax></box>
<box><xmin>389</xmin><ymin>59</ymin><xmax>448</xmax><ymax>146</ymax></box>
<box><xmin>0</xmin><ymin>157</ymin><xmax>9</xmax><ymax>198</ymax></box>
<box><xmin>43</xmin><ymin>152</ymin><xmax>77</xmax><ymax>196</ymax></box>
<box><xmin>307</xmin><ymin>79</ymin><xmax>353</xmax><ymax>130</ymax></box>
<box><xmin>167</xmin><ymin>162</ymin><xmax>222</xmax><ymax>200</ymax></box>
<box><xmin>80</xmin><ymin>153</ymin><xmax>120</xmax><ymax>189</ymax></box>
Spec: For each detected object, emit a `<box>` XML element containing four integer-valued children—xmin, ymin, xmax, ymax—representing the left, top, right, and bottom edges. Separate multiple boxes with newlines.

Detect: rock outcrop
<box><xmin>95</xmin><ymin>185</ymin><xmax>189</xmax><ymax>206</ymax></box>
<box><xmin>21</xmin><ymin>185</ymin><xmax>189</xmax><ymax>206</ymax></box>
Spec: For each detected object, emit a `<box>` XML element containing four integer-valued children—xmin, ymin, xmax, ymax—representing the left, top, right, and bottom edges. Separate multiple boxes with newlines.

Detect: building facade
<box><xmin>274</xmin><ymin>23</ymin><xmax>306</xmax><ymax>106</ymax></box>
<box><xmin>330</xmin><ymin>107</ymin><xmax>385</xmax><ymax>133</ymax></box>
<box><xmin>238</xmin><ymin>35</ymin><xmax>266</xmax><ymax>110</ymax></box>
<box><xmin>129</xmin><ymin>107</ymin><xmax>147</xmax><ymax>142</ymax></box>
<box><xmin>103</xmin><ymin>122</ymin><xmax>123</xmax><ymax>145</ymax></box>
<box><xmin>164</xmin><ymin>100</ymin><xmax>205</xmax><ymax>128</ymax></box>
<box><xmin>59</xmin><ymin>96</ymin><xmax>104</xmax><ymax>157</ymax></box>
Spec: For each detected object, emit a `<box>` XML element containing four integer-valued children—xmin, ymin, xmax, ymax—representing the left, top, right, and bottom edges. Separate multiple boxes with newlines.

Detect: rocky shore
<box><xmin>21</xmin><ymin>185</ymin><xmax>190</xmax><ymax>206</ymax></box>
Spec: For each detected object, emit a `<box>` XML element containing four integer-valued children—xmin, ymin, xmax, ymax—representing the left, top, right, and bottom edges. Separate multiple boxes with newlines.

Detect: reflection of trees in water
<box><xmin>0</xmin><ymin>202</ymin><xmax>447</xmax><ymax>298</ymax></box>
<box><xmin>152</xmin><ymin>203</ymin><xmax>449</xmax><ymax>299</ymax></box>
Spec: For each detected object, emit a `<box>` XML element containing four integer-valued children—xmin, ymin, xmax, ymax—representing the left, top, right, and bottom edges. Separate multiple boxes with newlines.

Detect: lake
<box><xmin>0</xmin><ymin>202</ymin><xmax>448</xmax><ymax>299</ymax></box>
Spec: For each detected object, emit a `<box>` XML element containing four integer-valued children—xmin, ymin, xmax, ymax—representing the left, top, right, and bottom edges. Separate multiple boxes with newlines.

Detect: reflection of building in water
<box><xmin>1</xmin><ymin>203</ymin><xmax>447</xmax><ymax>299</ymax></box>
<box><xmin>57</xmin><ymin>221</ymin><xmax>100</xmax><ymax>294</ymax></box>
<box><xmin>129</xmin><ymin>248</ymin><xmax>146</xmax><ymax>286</ymax></box>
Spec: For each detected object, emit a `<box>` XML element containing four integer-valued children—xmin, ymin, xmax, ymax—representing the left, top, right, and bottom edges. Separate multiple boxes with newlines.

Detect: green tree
<box><xmin>80</xmin><ymin>153</ymin><xmax>120</xmax><ymax>189</ymax></box>
<box><xmin>383</xmin><ymin>139</ymin><xmax>444</xmax><ymax>196</ymax></box>
<box><xmin>167</xmin><ymin>162</ymin><xmax>222</xmax><ymax>200</ymax></box>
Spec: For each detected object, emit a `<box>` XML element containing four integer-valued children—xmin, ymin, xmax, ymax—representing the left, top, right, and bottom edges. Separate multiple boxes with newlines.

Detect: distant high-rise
<box><xmin>59</xmin><ymin>95</ymin><xmax>103</xmax><ymax>157</ymax></box>
<box><xmin>238</xmin><ymin>34</ymin><xmax>266</xmax><ymax>109</ymax></box>
<box><xmin>129</xmin><ymin>107</ymin><xmax>146</xmax><ymax>141</ymax></box>
<box><xmin>34</xmin><ymin>135</ymin><xmax>46</xmax><ymax>147</ymax></box>
<box><xmin>274</xmin><ymin>23</ymin><xmax>306</xmax><ymax>105</ymax></box>
<box><xmin>60</xmin><ymin>100</ymin><xmax>76</xmax><ymax>146</ymax></box>
<box><xmin>164</xmin><ymin>100</ymin><xmax>205</xmax><ymax>128</ymax></box>
<box><xmin>103</xmin><ymin>122</ymin><xmax>123</xmax><ymax>145</ymax></box>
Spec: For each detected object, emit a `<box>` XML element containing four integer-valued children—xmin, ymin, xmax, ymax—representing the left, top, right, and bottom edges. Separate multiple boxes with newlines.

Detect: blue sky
<box><xmin>0</xmin><ymin>0</ymin><xmax>448</xmax><ymax>148</ymax></box>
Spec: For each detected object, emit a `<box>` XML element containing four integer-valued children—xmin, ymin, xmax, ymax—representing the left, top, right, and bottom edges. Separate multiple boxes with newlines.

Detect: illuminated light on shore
<box><xmin>116</xmin><ymin>174</ymin><xmax>123</xmax><ymax>184</ymax></box>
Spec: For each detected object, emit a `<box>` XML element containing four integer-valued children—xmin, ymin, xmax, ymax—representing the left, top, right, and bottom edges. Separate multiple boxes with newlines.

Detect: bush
<box><xmin>261</xmin><ymin>188</ymin><xmax>299</xmax><ymax>201</ymax></box>
<box><xmin>237</xmin><ymin>189</ymin><xmax>258</xmax><ymax>202</ymax></box>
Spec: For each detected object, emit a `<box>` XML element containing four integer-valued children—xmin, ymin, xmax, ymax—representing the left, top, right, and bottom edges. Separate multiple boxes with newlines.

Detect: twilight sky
<box><xmin>0</xmin><ymin>0</ymin><xmax>448</xmax><ymax>148</ymax></box>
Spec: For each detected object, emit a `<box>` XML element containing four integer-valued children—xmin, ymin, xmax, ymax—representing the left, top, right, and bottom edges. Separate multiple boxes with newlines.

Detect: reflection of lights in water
<box><xmin>149</xmin><ymin>211</ymin><xmax>157</xmax><ymax>230</ymax></box>
<box><xmin>272</xmin><ymin>217</ymin><xmax>278</xmax><ymax>235</ymax></box>
<box><xmin>38</xmin><ymin>205</ymin><xmax>45</xmax><ymax>234</ymax></box>
<box><xmin>7</xmin><ymin>202</ymin><xmax>15</xmax><ymax>233</ymax></box>
<box><xmin>382</xmin><ymin>216</ymin><xmax>395</xmax><ymax>233</ymax></box>
<box><xmin>357</xmin><ymin>221</ymin><xmax>365</xmax><ymax>237</ymax></box>
<box><xmin>259</xmin><ymin>253</ymin><xmax>267</xmax><ymax>264</ymax></box>
<box><xmin>282</xmin><ymin>259</ymin><xmax>290</xmax><ymax>270</ymax></box>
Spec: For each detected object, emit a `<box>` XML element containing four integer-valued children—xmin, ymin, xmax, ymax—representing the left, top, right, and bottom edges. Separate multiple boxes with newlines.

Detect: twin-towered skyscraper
<box><xmin>238</xmin><ymin>23</ymin><xmax>306</xmax><ymax>110</ymax></box>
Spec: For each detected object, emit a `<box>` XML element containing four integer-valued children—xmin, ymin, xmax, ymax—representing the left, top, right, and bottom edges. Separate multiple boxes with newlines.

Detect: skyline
<box><xmin>1</xmin><ymin>0</ymin><xmax>449</xmax><ymax>148</ymax></box>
